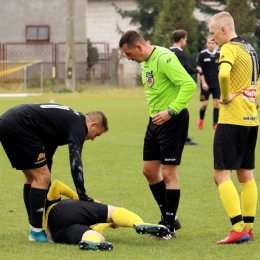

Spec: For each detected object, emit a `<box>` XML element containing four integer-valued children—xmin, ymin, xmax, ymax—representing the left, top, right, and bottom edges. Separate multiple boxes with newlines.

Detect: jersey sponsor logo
<box><xmin>146</xmin><ymin>72</ymin><xmax>154</xmax><ymax>87</ymax></box>
<box><xmin>243</xmin><ymin>116</ymin><xmax>258</xmax><ymax>121</ymax></box>
<box><xmin>242</xmin><ymin>88</ymin><xmax>256</xmax><ymax>102</ymax></box>
<box><xmin>166</xmin><ymin>58</ymin><xmax>171</xmax><ymax>63</ymax></box>
<box><xmin>203</xmin><ymin>58</ymin><xmax>211</xmax><ymax>62</ymax></box>
<box><xmin>35</xmin><ymin>152</ymin><xmax>46</xmax><ymax>165</ymax></box>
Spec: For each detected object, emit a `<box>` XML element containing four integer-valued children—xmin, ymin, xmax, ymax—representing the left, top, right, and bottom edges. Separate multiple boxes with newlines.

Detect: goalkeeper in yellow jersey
<box><xmin>44</xmin><ymin>180</ymin><xmax>172</xmax><ymax>251</ymax></box>
<box><xmin>208</xmin><ymin>11</ymin><xmax>259</xmax><ymax>244</ymax></box>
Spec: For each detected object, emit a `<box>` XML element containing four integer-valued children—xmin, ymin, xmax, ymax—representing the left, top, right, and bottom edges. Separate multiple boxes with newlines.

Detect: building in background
<box><xmin>0</xmin><ymin>0</ymin><xmax>87</xmax><ymax>81</ymax></box>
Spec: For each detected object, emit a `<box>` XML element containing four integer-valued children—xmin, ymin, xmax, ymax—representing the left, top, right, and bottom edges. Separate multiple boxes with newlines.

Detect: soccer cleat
<box><xmin>159</xmin><ymin>216</ymin><xmax>181</xmax><ymax>231</ymax></box>
<box><xmin>216</xmin><ymin>227</ymin><xmax>250</xmax><ymax>244</ymax></box>
<box><xmin>79</xmin><ymin>240</ymin><xmax>113</xmax><ymax>251</ymax></box>
<box><xmin>212</xmin><ymin>124</ymin><xmax>217</xmax><ymax>130</ymax></box>
<box><xmin>185</xmin><ymin>137</ymin><xmax>198</xmax><ymax>145</ymax></box>
<box><xmin>173</xmin><ymin>216</ymin><xmax>181</xmax><ymax>231</ymax></box>
<box><xmin>248</xmin><ymin>229</ymin><xmax>254</xmax><ymax>241</ymax></box>
<box><xmin>198</xmin><ymin>118</ymin><xmax>203</xmax><ymax>130</ymax></box>
<box><xmin>150</xmin><ymin>231</ymin><xmax>175</xmax><ymax>241</ymax></box>
<box><xmin>29</xmin><ymin>230</ymin><xmax>48</xmax><ymax>242</ymax></box>
<box><xmin>135</xmin><ymin>224</ymin><xmax>170</xmax><ymax>238</ymax></box>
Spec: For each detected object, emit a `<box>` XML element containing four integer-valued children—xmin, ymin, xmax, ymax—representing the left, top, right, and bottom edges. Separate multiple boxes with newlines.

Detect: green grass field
<box><xmin>0</xmin><ymin>87</ymin><xmax>260</xmax><ymax>260</ymax></box>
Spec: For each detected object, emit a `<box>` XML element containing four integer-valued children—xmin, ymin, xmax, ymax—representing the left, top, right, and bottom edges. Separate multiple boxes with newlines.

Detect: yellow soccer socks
<box><xmin>82</xmin><ymin>234</ymin><xmax>101</xmax><ymax>243</ymax></box>
<box><xmin>218</xmin><ymin>180</ymin><xmax>244</xmax><ymax>232</ymax></box>
<box><xmin>111</xmin><ymin>208</ymin><xmax>144</xmax><ymax>227</ymax></box>
<box><xmin>90</xmin><ymin>223</ymin><xmax>112</xmax><ymax>234</ymax></box>
<box><xmin>241</xmin><ymin>179</ymin><xmax>258</xmax><ymax>231</ymax></box>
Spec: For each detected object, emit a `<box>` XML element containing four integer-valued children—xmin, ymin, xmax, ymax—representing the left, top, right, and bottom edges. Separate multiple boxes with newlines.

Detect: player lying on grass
<box><xmin>44</xmin><ymin>180</ymin><xmax>173</xmax><ymax>251</ymax></box>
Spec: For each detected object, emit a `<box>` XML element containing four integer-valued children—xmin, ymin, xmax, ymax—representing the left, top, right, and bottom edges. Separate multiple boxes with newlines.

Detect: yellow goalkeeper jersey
<box><xmin>218</xmin><ymin>37</ymin><xmax>259</xmax><ymax>126</ymax></box>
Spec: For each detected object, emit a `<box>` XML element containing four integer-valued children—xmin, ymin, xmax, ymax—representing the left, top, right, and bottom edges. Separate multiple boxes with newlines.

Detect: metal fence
<box><xmin>0</xmin><ymin>41</ymin><xmax>110</xmax><ymax>82</ymax></box>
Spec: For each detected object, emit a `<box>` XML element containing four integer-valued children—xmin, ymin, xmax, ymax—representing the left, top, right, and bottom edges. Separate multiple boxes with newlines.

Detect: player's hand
<box><xmin>220</xmin><ymin>92</ymin><xmax>241</xmax><ymax>104</ymax></box>
<box><xmin>202</xmin><ymin>83</ymin><xmax>209</xmax><ymax>91</ymax></box>
<box><xmin>79</xmin><ymin>195</ymin><xmax>94</xmax><ymax>202</ymax></box>
<box><xmin>110</xmin><ymin>222</ymin><xmax>119</xmax><ymax>229</ymax></box>
<box><xmin>152</xmin><ymin>110</ymin><xmax>170</xmax><ymax>125</ymax></box>
<box><xmin>255</xmin><ymin>98</ymin><xmax>259</xmax><ymax>109</ymax></box>
<box><xmin>197</xmin><ymin>66</ymin><xmax>202</xmax><ymax>73</ymax></box>
<box><xmin>93</xmin><ymin>199</ymin><xmax>102</xmax><ymax>204</ymax></box>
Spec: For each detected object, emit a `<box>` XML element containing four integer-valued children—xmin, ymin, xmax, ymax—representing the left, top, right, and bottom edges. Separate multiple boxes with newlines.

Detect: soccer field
<box><xmin>0</xmin><ymin>88</ymin><xmax>260</xmax><ymax>260</ymax></box>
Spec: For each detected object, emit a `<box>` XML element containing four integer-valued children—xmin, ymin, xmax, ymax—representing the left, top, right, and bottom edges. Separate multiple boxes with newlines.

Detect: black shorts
<box><xmin>143</xmin><ymin>108</ymin><xmax>189</xmax><ymax>165</ymax></box>
<box><xmin>214</xmin><ymin>124</ymin><xmax>258</xmax><ymax>170</ymax></box>
<box><xmin>0</xmin><ymin>119</ymin><xmax>47</xmax><ymax>170</ymax></box>
<box><xmin>48</xmin><ymin>200</ymin><xmax>108</xmax><ymax>244</ymax></box>
<box><xmin>200</xmin><ymin>86</ymin><xmax>220</xmax><ymax>101</ymax></box>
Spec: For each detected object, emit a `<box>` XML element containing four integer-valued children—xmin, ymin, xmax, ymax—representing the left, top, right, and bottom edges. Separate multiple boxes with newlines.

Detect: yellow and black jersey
<box><xmin>44</xmin><ymin>180</ymin><xmax>79</xmax><ymax>241</ymax></box>
<box><xmin>218</xmin><ymin>37</ymin><xmax>259</xmax><ymax>126</ymax></box>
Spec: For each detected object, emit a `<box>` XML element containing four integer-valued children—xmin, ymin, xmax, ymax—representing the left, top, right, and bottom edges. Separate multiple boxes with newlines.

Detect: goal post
<box><xmin>0</xmin><ymin>60</ymin><xmax>43</xmax><ymax>97</ymax></box>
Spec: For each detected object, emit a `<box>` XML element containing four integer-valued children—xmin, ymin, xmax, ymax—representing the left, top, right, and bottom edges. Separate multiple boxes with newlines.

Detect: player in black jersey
<box><xmin>197</xmin><ymin>38</ymin><xmax>220</xmax><ymax>130</ymax></box>
<box><xmin>170</xmin><ymin>29</ymin><xmax>202</xmax><ymax>145</ymax></box>
<box><xmin>0</xmin><ymin>104</ymin><xmax>108</xmax><ymax>242</ymax></box>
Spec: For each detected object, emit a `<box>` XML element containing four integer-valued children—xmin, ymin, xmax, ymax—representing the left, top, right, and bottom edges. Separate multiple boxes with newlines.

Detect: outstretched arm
<box><xmin>69</xmin><ymin>142</ymin><xmax>93</xmax><ymax>202</ymax></box>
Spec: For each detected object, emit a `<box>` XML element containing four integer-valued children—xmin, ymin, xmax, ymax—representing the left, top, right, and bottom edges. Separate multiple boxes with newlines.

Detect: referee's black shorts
<box><xmin>48</xmin><ymin>200</ymin><xmax>108</xmax><ymax>244</ymax></box>
<box><xmin>214</xmin><ymin>124</ymin><xmax>258</xmax><ymax>170</ymax></box>
<box><xmin>143</xmin><ymin>108</ymin><xmax>189</xmax><ymax>165</ymax></box>
<box><xmin>0</xmin><ymin>119</ymin><xmax>47</xmax><ymax>170</ymax></box>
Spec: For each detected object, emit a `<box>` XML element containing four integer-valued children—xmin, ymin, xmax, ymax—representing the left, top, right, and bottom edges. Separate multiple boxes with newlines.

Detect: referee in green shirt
<box><xmin>119</xmin><ymin>31</ymin><xmax>196</xmax><ymax>238</ymax></box>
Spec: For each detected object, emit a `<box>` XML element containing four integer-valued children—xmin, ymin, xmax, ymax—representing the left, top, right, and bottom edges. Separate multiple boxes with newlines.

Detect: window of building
<box><xmin>26</xmin><ymin>25</ymin><xmax>50</xmax><ymax>42</ymax></box>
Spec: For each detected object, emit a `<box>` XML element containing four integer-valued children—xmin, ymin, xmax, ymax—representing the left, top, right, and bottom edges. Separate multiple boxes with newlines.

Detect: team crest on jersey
<box><xmin>146</xmin><ymin>72</ymin><xmax>154</xmax><ymax>87</ymax></box>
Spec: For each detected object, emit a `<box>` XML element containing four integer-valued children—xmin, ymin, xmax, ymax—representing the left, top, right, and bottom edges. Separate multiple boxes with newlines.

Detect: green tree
<box><xmin>113</xmin><ymin>0</ymin><xmax>161</xmax><ymax>40</ymax></box>
<box><xmin>153</xmin><ymin>0</ymin><xmax>199</xmax><ymax>54</ymax></box>
<box><xmin>195</xmin><ymin>0</ymin><xmax>226</xmax><ymax>15</ymax></box>
<box><xmin>226</xmin><ymin>0</ymin><xmax>255</xmax><ymax>36</ymax></box>
<box><xmin>87</xmin><ymin>38</ymin><xmax>98</xmax><ymax>70</ymax></box>
<box><xmin>195</xmin><ymin>0</ymin><xmax>260</xmax><ymax>52</ymax></box>
<box><xmin>250</xmin><ymin>0</ymin><xmax>260</xmax><ymax>52</ymax></box>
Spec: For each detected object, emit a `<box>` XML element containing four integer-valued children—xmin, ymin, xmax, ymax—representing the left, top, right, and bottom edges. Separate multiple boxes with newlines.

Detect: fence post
<box><xmin>111</xmin><ymin>48</ymin><xmax>118</xmax><ymax>86</ymax></box>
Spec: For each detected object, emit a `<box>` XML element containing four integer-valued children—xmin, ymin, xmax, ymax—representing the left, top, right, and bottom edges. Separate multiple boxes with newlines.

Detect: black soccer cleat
<box><xmin>159</xmin><ymin>216</ymin><xmax>181</xmax><ymax>231</ymax></box>
<box><xmin>79</xmin><ymin>240</ymin><xmax>113</xmax><ymax>251</ymax></box>
<box><xmin>135</xmin><ymin>224</ymin><xmax>170</xmax><ymax>237</ymax></box>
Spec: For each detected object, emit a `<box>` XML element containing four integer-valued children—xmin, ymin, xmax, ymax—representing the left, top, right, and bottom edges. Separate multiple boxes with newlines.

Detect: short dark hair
<box><xmin>172</xmin><ymin>30</ymin><xmax>188</xmax><ymax>43</ymax></box>
<box><xmin>85</xmin><ymin>110</ymin><xmax>109</xmax><ymax>132</ymax></box>
<box><xmin>119</xmin><ymin>30</ymin><xmax>145</xmax><ymax>48</ymax></box>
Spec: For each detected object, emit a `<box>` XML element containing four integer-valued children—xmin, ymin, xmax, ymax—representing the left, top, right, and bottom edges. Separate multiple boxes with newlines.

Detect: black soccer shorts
<box><xmin>214</xmin><ymin>124</ymin><xmax>258</xmax><ymax>170</ymax></box>
<box><xmin>48</xmin><ymin>200</ymin><xmax>108</xmax><ymax>244</ymax></box>
<box><xmin>200</xmin><ymin>85</ymin><xmax>220</xmax><ymax>101</ymax></box>
<box><xmin>0</xmin><ymin>119</ymin><xmax>47</xmax><ymax>170</ymax></box>
<box><xmin>143</xmin><ymin>108</ymin><xmax>189</xmax><ymax>165</ymax></box>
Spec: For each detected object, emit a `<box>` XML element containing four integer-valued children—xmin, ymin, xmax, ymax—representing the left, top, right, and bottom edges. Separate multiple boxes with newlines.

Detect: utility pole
<box><xmin>66</xmin><ymin>0</ymin><xmax>75</xmax><ymax>91</ymax></box>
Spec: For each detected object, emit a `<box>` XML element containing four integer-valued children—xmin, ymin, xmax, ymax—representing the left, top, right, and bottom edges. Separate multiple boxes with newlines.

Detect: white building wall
<box><xmin>86</xmin><ymin>0</ymin><xmax>138</xmax><ymax>50</ymax></box>
<box><xmin>86</xmin><ymin>0</ymin><xmax>140</xmax><ymax>86</ymax></box>
<box><xmin>0</xmin><ymin>0</ymin><xmax>86</xmax><ymax>42</ymax></box>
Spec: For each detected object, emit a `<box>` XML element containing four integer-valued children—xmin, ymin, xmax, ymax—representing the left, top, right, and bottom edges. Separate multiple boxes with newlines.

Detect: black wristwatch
<box><xmin>167</xmin><ymin>108</ymin><xmax>175</xmax><ymax>117</ymax></box>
